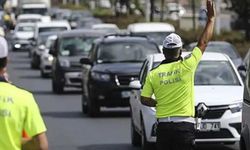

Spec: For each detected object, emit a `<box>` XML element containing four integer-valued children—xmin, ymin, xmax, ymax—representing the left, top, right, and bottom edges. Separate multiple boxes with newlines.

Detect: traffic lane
<box><xmin>7</xmin><ymin>51</ymin><xmax>134</xmax><ymax>150</ymax></box>
<box><xmin>7</xmin><ymin>51</ymin><xmax>239</xmax><ymax>150</ymax></box>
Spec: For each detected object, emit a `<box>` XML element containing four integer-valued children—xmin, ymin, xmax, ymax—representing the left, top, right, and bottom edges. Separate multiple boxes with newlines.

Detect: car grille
<box><xmin>115</xmin><ymin>75</ymin><xmax>138</xmax><ymax>86</ymax></box>
<box><xmin>196</xmin><ymin>129</ymin><xmax>234</xmax><ymax>139</ymax></box>
<box><xmin>196</xmin><ymin>105</ymin><xmax>229</xmax><ymax>119</ymax></box>
<box><xmin>70</xmin><ymin>78</ymin><xmax>82</xmax><ymax>83</ymax></box>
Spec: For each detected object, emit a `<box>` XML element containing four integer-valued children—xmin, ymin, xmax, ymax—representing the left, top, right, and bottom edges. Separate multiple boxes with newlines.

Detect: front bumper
<box><xmin>12</xmin><ymin>40</ymin><xmax>32</xmax><ymax>50</ymax></box>
<box><xmin>142</xmin><ymin>108</ymin><xmax>241</xmax><ymax>143</ymax></box>
<box><xmin>89</xmin><ymin>81</ymin><xmax>132</xmax><ymax>107</ymax></box>
<box><xmin>64</xmin><ymin>71</ymin><xmax>82</xmax><ymax>88</ymax></box>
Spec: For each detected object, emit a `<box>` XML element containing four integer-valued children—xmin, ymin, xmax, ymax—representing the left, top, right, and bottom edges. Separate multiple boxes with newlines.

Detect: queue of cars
<box><xmin>10</xmin><ymin>7</ymin><xmax>250</xmax><ymax>149</ymax></box>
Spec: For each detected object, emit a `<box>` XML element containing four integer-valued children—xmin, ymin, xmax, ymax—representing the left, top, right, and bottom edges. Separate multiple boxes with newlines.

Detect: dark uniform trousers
<box><xmin>156</xmin><ymin>122</ymin><xmax>195</xmax><ymax>150</ymax></box>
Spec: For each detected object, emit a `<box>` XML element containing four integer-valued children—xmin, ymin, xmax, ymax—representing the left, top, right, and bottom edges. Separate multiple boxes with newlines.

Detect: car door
<box><xmin>131</xmin><ymin>59</ymin><xmax>150</xmax><ymax>129</ymax></box>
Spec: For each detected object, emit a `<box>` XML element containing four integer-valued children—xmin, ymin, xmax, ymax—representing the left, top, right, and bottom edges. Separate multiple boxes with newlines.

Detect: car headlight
<box><xmin>229</xmin><ymin>102</ymin><xmax>242</xmax><ymax>113</ymax></box>
<box><xmin>45</xmin><ymin>55</ymin><xmax>53</xmax><ymax>62</ymax></box>
<box><xmin>14</xmin><ymin>44</ymin><xmax>21</xmax><ymax>48</ymax></box>
<box><xmin>91</xmin><ymin>72</ymin><xmax>110</xmax><ymax>81</ymax></box>
<box><xmin>60</xmin><ymin>60</ymin><xmax>70</xmax><ymax>67</ymax></box>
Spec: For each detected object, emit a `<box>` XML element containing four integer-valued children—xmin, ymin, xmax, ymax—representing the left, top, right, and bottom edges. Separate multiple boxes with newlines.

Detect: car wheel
<box><xmin>52</xmin><ymin>77</ymin><xmax>64</xmax><ymax>94</ymax></box>
<box><xmin>41</xmin><ymin>69</ymin><xmax>48</xmax><ymax>78</ymax></box>
<box><xmin>87</xmin><ymin>91</ymin><xmax>100</xmax><ymax>117</ymax></box>
<box><xmin>81</xmin><ymin>94</ymin><xmax>88</xmax><ymax>114</ymax></box>
<box><xmin>131</xmin><ymin>118</ymin><xmax>141</xmax><ymax>147</ymax></box>
<box><xmin>141</xmin><ymin>118</ymin><xmax>155</xmax><ymax>150</ymax></box>
<box><xmin>240</xmin><ymin>137</ymin><xmax>246</xmax><ymax>150</ymax></box>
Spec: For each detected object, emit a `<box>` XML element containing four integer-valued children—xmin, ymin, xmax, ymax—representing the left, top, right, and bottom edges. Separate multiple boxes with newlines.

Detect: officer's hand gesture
<box><xmin>207</xmin><ymin>0</ymin><xmax>216</xmax><ymax>21</ymax></box>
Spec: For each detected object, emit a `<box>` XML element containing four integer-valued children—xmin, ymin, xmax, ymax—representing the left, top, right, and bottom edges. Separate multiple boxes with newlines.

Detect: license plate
<box><xmin>121</xmin><ymin>91</ymin><xmax>131</xmax><ymax>98</ymax></box>
<box><xmin>200</xmin><ymin>122</ymin><xmax>220</xmax><ymax>131</ymax></box>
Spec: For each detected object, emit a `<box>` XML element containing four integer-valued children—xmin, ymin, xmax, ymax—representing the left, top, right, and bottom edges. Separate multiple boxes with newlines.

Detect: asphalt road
<box><xmin>7</xmin><ymin>51</ymin><xmax>240</xmax><ymax>150</ymax></box>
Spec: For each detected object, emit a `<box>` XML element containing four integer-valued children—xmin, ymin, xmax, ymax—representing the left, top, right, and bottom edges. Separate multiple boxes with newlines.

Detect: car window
<box><xmin>205</xmin><ymin>44</ymin><xmax>239</xmax><ymax>59</ymax></box>
<box><xmin>195</xmin><ymin>61</ymin><xmax>240</xmax><ymax>85</ymax></box>
<box><xmin>38</xmin><ymin>34</ymin><xmax>54</xmax><ymax>45</ymax></box>
<box><xmin>97</xmin><ymin>42</ymin><xmax>159</xmax><ymax>63</ymax></box>
<box><xmin>59</xmin><ymin>37</ymin><xmax>97</xmax><ymax>56</ymax></box>
<box><xmin>19</xmin><ymin>18</ymin><xmax>41</xmax><ymax>23</ymax></box>
<box><xmin>22</xmin><ymin>8</ymin><xmax>48</xmax><ymax>15</ymax></box>
<box><xmin>17</xmin><ymin>26</ymin><xmax>34</xmax><ymax>32</ymax></box>
<box><xmin>39</xmin><ymin>27</ymin><xmax>68</xmax><ymax>33</ymax></box>
<box><xmin>132</xmin><ymin>32</ymin><xmax>172</xmax><ymax>45</ymax></box>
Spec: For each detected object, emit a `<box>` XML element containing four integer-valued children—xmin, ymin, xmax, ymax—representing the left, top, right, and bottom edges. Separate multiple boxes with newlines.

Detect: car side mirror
<box><xmin>80</xmin><ymin>58</ymin><xmax>92</xmax><ymax>65</ymax></box>
<box><xmin>238</xmin><ymin>65</ymin><xmax>247</xmax><ymax>81</ymax></box>
<box><xmin>238</xmin><ymin>65</ymin><xmax>246</xmax><ymax>72</ymax></box>
<box><xmin>129</xmin><ymin>80</ymin><xmax>141</xmax><ymax>90</ymax></box>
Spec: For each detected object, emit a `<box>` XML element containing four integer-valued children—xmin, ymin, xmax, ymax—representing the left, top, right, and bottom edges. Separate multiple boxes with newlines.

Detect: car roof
<box><xmin>36</xmin><ymin>21</ymin><xmax>70</xmax><ymax>27</ymax></box>
<box><xmin>97</xmin><ymin>35</ymin><xmax>155</xmax><ymax>44</ymax></box>
<box><xmin>189</xmin><ymin>41</ymin><xmax>232</xmax><ymax>47</ymax></box>
<box><xmin>18</xmin><ymin>14</ymin><xmax>42</xmax><ymax>19</ymax></box>
<box><xmin>22</xmin><ymin>4</ymin><xmax>47</xmax><ymax>8</ymax></box>
<box><xmin>127</xmin><ymin>22</ymin><xmax>175</xmax><ymax>32</ymax></box>
<box><xmin>92</xmin><ymin>23</ymin><xmax>119</xmax><ymax>29</ymax></box>
<box><xmin>16</xmin><ymin>22</ymin><xmax>35</xmax><ymax>26</ymax></box>
<box><xmin>150</xmin><ymin>52</ymin><xmax>230</xmax><ymax>63</ymax></box>
<box><xmin>58</xmin><ymin>29</ymin><xmax>108</xmax><ymax>38</ymax></box>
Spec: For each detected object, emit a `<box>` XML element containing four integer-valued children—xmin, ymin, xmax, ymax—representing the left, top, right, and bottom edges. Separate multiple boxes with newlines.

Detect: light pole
<box><xmin>215</xmin><ymin>0</ymin><xmax>221</xmax><ymax>35</ymax></box>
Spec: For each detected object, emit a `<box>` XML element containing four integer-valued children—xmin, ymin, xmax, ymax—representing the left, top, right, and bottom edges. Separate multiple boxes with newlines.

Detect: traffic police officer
<box><xmin>0</xmin><ymin>36</ymin><xmax>48</xmax><ymax>150</ymax></box>
<box><xmin>140</xmin><ymin>0</ymin><xmax>216</xmax><ymax>150</ymax></box>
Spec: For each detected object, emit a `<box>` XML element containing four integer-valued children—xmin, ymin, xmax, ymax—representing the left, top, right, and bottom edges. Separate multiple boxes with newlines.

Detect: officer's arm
<box><xmin>141</xmin><ymin>96</ymin><xmax>157</xmax><ymax>107</ymax></box>
<box><xmin>22</xmin><ymin>132</ymin><xmax>48</xmax><ymax>150</ymax></box>
<box><xmin>197</xmin><ymin>0</ymin><xmax>216</xmax><ymax>53</ymax></box>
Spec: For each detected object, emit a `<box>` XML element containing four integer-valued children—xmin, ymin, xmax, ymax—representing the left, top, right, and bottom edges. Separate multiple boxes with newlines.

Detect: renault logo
<box><xmin>197</xmin><ymin>103</ymin><xmax>209</xmax><ymax>117</ymax></box>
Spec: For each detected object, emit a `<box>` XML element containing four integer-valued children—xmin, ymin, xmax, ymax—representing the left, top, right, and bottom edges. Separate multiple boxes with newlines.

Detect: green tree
<box><xmin>230</xmin><ymin>0</ymin><xmax>250</xmax><ymax>40</ymax></box>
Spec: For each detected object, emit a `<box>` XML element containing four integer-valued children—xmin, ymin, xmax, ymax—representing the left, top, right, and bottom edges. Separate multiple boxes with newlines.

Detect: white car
<box><xmin>129</xmin><ymin>52</ymin><xmax>244</xmax><ymax>149</ymax></box>
<box><xmin>40</xmin><ymin>35</ymin><xmax>57</xmax><ymax>78</ymax></box>
<box><xmin>91</xmin><ymin>23</ymin><xmax>119</xmax><ymax>33</ymax></box>
<box><xmin>34</xmin><ymin>21</ymin><xmax>71</xmax><ymax>40</ymax></box>
<box><xmin>12</xmin><ymin>22</ymin><xmax>35</xmax><ymax>51</ymax></box>
<box><xmin>240</xmin><ymin>50</ymin><xmax>250</xmax><ymax>150</ymax></box>
<box><xmin>17</xmin><ymin>14</ymin><xmax>51</xmax><ymax>23</ymax></box>
<box><xmin>127</xmin><ymin>22</ymin><xmax>175</xmax><ymax>49</ymax></box>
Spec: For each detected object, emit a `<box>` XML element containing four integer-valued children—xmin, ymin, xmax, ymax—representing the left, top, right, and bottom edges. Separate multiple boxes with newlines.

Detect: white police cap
<box><xmin>162</xmin><ymin>33</ymin><xmax>183</xmax><ymax>49</ymax></box>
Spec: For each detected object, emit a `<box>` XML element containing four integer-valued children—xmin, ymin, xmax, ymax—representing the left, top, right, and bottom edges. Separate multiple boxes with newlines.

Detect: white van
<box><xmin>34</xmin><ymin>21</ymin><xmax>71</xmax><ymax>40</ymax></box>
<box><xmin>127</xmin><ymin>22</ymin><xmax>175</xmax><ymax>50</ymax></box>
<box><xmin>241</xmin><ymin>51</ymin><xmax>250</xmax><ymax>150</ymax></box>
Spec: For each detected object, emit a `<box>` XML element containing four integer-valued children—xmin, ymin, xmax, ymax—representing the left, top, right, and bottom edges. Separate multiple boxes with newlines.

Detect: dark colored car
<box><xmin>186</xmin><ymin>41</ymin><xmax>243</xmax><ymax>67</ymax></box>
<box><xmin>241</xmin><ymin>49</ymin><xmax>250</xmax><ymax>150</ymax></box>
<box><xmin>49</xmin><ymin>29</ymin><xmax>108</xmax><ymax>94</ymax></box>
<box><xmin>80</xmin><ymin>34</ymin><xmax>161</xmax><ymax>117</ymax></box>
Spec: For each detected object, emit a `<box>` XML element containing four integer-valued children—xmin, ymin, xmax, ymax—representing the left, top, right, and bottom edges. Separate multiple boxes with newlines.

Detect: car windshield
<box><xmin>195</xmin><ymin>61</ymin><xmax>240</xmax><ymax>85</ymax></box>
<box><xmin>188</xmin><ymin>43</ymin><xmax>239</xmax><ymax>59</ymax></box>
<box><xmin>97</xmin><ymin>42</ymin><xmax>159</xmax><ymax>63</ymax></box>
<box><xmin>59</xmin><ymin>37</ymin><xmax>96</xmax><ymax>56</ymax></box>
<box><xmin>153</xmin><ymin>61</ymin><xmax>240</xmax><ymax>85</ymax></box>
<box><xmin>19</xmin><ymin>18</ymin><xmax>41</xmax><ymax>23</ymax></box>
<box><xmin>22</xmin><ymin>8</ymin><xmax>48</xmax><ymax>15</ymax></box>
<box><xmin>132</xmin><ymin>32</ymin><xmax>172</xmax><ymax>45</ymax></box>
<box><xmin>39</xmin><ymin>27</ymin><xmax>68</xmax><ymax>33</ymax></box>
<box><xmin>17</xmin><ymin>26</ymin><xmax>34</xmax><ymax>32</ymax></box>
<box><xmin>38</xmin><ymin>34</ymin><xmax>54</xmax><ymax>45</ymax></box>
